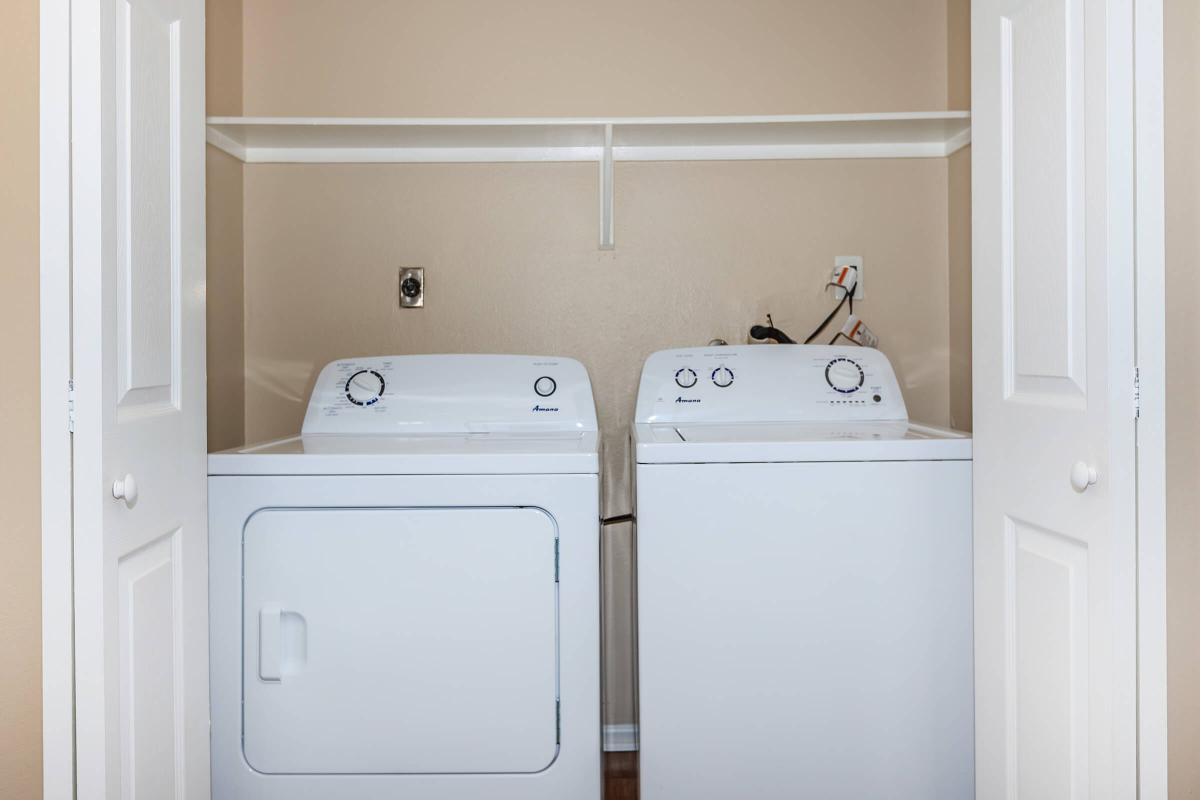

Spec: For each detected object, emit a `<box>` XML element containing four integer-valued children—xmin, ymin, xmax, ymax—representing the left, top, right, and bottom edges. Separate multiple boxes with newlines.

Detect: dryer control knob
<box><xmin>534</xmin><ymin>376</ymin><xmax>557</xmax><ymax>397</ymax></box>
<box><xmin>712</xmin><ymin>366</ymin><xmax>735</xmax><ymax>388</ymax></box>
<box><xmin>345</xmin><ymin>369</ymin><xmax>385</xmax><ymax>406</ymax></box>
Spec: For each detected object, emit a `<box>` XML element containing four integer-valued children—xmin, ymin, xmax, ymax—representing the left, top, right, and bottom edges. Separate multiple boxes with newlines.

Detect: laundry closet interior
<box><xmin>203</xmin><ymin>0</ymin><xmax>973</xmax><ymax>750</ymax></box>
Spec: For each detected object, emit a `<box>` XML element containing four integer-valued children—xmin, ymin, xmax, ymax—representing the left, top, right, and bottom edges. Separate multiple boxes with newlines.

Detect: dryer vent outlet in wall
<box><xmin>399</xmin><ymin>268</ymin><xmax>424</xmax><ymax>308</ymax></box>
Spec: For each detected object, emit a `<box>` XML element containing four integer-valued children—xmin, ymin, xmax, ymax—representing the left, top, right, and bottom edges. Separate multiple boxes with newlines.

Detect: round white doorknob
<box><xmin>1070</xmin><ymin>461</ymin><xmax>1098</xmax><ymax>493</ymax></box>
<box><xmin>112</xmin><ymin>474</ymin><xmax>138</xmax><ymax>508</ymax></box>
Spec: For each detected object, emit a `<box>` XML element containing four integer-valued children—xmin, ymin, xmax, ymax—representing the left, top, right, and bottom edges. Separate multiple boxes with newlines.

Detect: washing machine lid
<box><xmin>210</xmin><ymin>354</ymin><xmax>601</xmax><ymax>475</ymax></box>
<box><xmin>634</xmin><ymin>420</ymin><xmax>970</xmax><ymax>463</ymax></box>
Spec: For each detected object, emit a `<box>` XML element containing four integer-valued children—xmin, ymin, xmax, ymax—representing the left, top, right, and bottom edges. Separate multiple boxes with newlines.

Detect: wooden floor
<box><xmin>604</xmin><ymin>752</ymin><xmax>639</xmax><ymax>800</ymax></box>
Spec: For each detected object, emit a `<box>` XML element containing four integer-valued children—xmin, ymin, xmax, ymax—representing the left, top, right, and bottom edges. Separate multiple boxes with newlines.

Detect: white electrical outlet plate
<box><xmin>832</xmin><ymin>256</ymin><xmax>864</xmax><ymax>299</ymax></box>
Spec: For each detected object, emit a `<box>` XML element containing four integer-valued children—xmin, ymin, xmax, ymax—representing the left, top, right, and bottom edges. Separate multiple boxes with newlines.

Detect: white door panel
<box><xmin>1001</xmin><ymin>0</ymin><xmax>1088</xmax><ymax>400</ymax></box>
<box><xmin>242</xmin><ymin>508</ymin><xmax>559</xmax><ymax>775</ymax></box>
<box><xmin>973</xmin><ymin>0</ymin><xmax>1137</xmax><ymax>796</ymax></box>
<box><xmin>118</xmin><ymin>532</ymin><xmax>185</xmax><ymax>799</ymax></box>
<box><xmin>72</xmin><ymin>0</ymin><xmax>208</xmax><ymax>797</ymax></box>
<box><xmin>116</xmin><ymin>0</ymin><xmax>182</xmax><ymax>407</ymax></box>
<box><xmin>637</xmin><ymin>460</ymin><xmax>974</xmax><ymax>800</ymax></box>
<box><xmin>208</xmin><ymin>475</ymin><xmax>602</xmax><ymax>800</ymax></box>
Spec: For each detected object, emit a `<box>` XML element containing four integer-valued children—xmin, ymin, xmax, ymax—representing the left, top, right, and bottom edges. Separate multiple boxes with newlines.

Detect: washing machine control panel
<box><xmin>302</xmin><ymin>355</ymin><xmax>599</xmax><ymax>435</ymax></box>
<box><xmin>635</xmin><ymin>345</ymin><xmax>908</xmax><ymax>424</ymax></box>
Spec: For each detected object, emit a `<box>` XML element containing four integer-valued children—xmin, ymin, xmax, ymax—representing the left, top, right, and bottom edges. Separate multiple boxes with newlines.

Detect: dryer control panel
<box><xmin>634</xmin><ymin>345</ymin><xmax>908</xmax><ymax>425</ymax></box>
<box><xmin>302</xmin><ymin>354</ymin><xmax>598</xmax><ymax>435</ymax></box>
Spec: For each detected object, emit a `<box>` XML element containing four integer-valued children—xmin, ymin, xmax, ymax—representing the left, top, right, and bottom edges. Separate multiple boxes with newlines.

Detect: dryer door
<box><xmin>241</xmin><ymin>507</ymin><xmax>559</xmax><ymax>775</ymax></box>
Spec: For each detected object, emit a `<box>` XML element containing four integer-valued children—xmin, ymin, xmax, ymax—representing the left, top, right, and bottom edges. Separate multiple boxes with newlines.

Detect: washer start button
<box><xmin>534</xmin><ymin>376</ymin><xmax>557</xmax><ymax>397</ymax></box>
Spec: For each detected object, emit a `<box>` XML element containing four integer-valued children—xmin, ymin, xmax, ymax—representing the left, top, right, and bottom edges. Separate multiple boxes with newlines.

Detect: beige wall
<box><xmin>947</xmin><ymin>148</ymin><xmax>971</xmax><ymax>431</ymax></box>
<box><xmin>0</xmin><ymin>0</ymin><xmax>42</xmax><ymax>795</ymax></box>
<box><xmin>243</xmin><ymin>0</ymin><xmax>953</xmax><ymax>118</ymax></box>
<box><xmin>946</xmin><ymin>0</ymin><xmax>971</xmax><ymax>112</ymax></box>
<box><xmin>214</xmin><ymin>0</ymin><xmax>970</xmax><ymax>726</ymax></box>
<box><xmin>206</xmin><ymin>0</ymin><xmax>246</xmax><ymax>451</ymax></box>
<box><xmin>1166</xmin><ymin>0</ymin><xmax>1200</xmax><ymax>794</ymax></box>
<box><xmin>207</xmin><ymin>149</ymin><xmax>246</xmax><ymax>451</ymax></box>
<box><xmin>243</xmin><ymin>160</ymin><xmax>955</xmax><ymax>439</ymax></box>
<box><xmin>946</xmin><ymin>0</ymin><xmax>972</xmax><ymax>431</ymax></box>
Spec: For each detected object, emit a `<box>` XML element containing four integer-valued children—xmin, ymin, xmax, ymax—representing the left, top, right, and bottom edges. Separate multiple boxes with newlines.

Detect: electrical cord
<box><xmin>750</xmin><ymin>324</ymin><xmax>796</xmax><ymax>344</ymax></box>
<box><xmin>803</xmin><ymin>290</ymin><xmax>850</xmax><ymax>344</ymax></box>
<box><xmin>805</xmin><ymin>276</ymin><xmax>859</xmax><ymax>344</ymax></box>
<box><xmin>748</xmin><ymin>277</ymin><xmax>857</xmax><ymax>346</ymax></box>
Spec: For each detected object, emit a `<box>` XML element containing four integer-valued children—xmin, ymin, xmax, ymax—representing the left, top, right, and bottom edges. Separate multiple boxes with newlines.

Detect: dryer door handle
<box><xmin>259</xmin><ymin>606</ymin><xmax>283</xmax><ymax>682</ymax></box>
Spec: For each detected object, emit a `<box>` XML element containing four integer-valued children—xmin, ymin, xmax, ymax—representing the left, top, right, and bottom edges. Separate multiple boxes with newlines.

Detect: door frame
<box><xmin>36</xmin><ymin>0</ymin><xmax>1168</xmax><ymax>797</ymax></box>
<box><xmin>40</xmin><ymin>0</ymin><xmax>74</xmax><ymax>797</ymax></box>
<box><xmin>1133</xmin><ymin>0</ymin><xmax>1168</xmax><ymax>794</ymax></box>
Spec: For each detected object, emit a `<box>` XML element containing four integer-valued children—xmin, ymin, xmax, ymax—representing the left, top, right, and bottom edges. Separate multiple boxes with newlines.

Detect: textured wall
<box><xmin>946</xmin><ymin>0</ymin><xmax>972</xmax><ymax>431</ymax></box>
<box><xmin>206</xmin><ymin>0</ymin><xmax>245</xmax><ymax>452</ymax></box>
<box><xmin>0</xmin><ymin>0</ymin><xmax>42</xmax><ymax>795</ymax></box>
<box><xmin>227</xmin><ymin>0</ymin><xmax>968</xmax><ymax>727</ymax></box>
<box><xmin>1166</xmin><ymin>0</ymin><xmax>1200</xmax><ymax>793</ymax></box>
<box><xmin>947</xmin><ymin>148</ymin><xmax>971</xmax><ymax>431</ymax></box>
<box><xmin>243</xmin><ymin>0</ymin><xmax>952</xmax><ymax>118</ymax></box>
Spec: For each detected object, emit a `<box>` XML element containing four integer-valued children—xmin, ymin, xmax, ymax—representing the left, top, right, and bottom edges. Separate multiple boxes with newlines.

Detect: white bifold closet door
<box><xmin>972</xmin><ymin>0</ymin><xmax>1138</xmax><ymax>797</ymax></box>
<box><xmin>70</xmin><ymin>0</ymin><xmax>210</xmax><ymax>797</ymax></box>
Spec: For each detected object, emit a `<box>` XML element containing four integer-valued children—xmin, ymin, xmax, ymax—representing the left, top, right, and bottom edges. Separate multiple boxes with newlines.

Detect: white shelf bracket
<box><xmin>599</xmin><ymin>123</ymin><xmax>614</xmax><ymax>249</ymax></box>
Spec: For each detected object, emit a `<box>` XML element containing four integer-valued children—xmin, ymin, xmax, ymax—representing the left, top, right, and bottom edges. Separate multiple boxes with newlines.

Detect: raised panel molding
<box><xmin>118</xmin><ymin>529</ymin><xmax>185</xmax><ymax>799</ymax></box>
<box><xmin>1000</xmin><ymin>0</ymin><xmax>1087</xmax><ymax>406</ymax></box>
<box><xmin>1004</xmin><ymin>517</ymin><xmax>1090</xmax><ymax>800</ymax></box>
<box><xmin>116</xmin><ymin>0</ymin><xmax>182</xmax><ymax>414</ymax></box>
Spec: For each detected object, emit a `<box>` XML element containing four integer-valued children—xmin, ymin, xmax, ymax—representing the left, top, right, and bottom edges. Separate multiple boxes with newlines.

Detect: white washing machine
<box><xmin>209</xmin><ymin>354</ymin><xmax>601</xmax><ymax>800</ymax></box>
<box><xmin>633</xmin><ymin>345</ymin><xmax>973</xmax><ymax>800</ymax></box>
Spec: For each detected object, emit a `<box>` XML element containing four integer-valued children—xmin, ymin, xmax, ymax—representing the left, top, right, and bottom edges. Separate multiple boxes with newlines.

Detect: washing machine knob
<box><xmin>712</xmin><ymin>366</ymin><xmax>735</xmax><ymax>388</ymax></box>
<box><xmin>825</xmin><ymin>358</ymin><xmax>864</xmax><ymax>394</ymax></box>
<box><xmin>675</xmin><ymin>368</ymin><xmax>698</xmax><ymax>389</ymax></box>
<box><xmin>345</xmin><ymin>369</ymin><xmax>385</xmax><ymax>406</ymax></box>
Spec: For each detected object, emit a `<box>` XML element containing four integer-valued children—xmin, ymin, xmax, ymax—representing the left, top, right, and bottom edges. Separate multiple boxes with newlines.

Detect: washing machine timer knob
<box><xmin>534</xmin><ymin>376</ymin><xmax>557</xmax><ymax>397</ymax></box>
<box><xmin>826</xmin><ymin>358</ymin><xmax>865</xmax><ymax>394</ymax></box>
<box><xmin>345</xmin><ymin>369</ymin><xmax>386</xmax><ymax>406</ymax></box>
<box><xmin>712</xmin><ymin>366</ymin><xmax>735</xmax><ymax>388</ymax></box>
<box><xmin>675</xmin><ymin>368</ymin><xmax>698</xmax><ymax>389</ymax></box>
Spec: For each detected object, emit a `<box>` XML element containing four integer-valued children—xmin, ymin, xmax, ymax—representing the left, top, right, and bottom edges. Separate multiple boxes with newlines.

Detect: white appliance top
<box><xmin>210</xmin><ymin>354</ymin><xmax>600</xmax><ymax>476</ymax></box>
<box><xmin>633</xmin><ymin>345</ymin><xmax>970</xmax><ymax>463</ymax></box>
<box><xmin>303</xmin><ymin>354</ymin><xmax>597</xmax><ymax>435</ymax></box>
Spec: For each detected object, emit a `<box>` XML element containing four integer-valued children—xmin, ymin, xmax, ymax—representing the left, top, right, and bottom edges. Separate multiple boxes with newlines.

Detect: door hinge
<box><xmin>554</xmin><ymin>539</ymin><xmax>560</xmax><ymax>583</ymax></box>
<box><xmin>1133</xmin><ymin>367</ymin><xmax>1141</xmax><ymax>420</ymax></box>
<box><xmin>67</xmin><ymin>378</ymin><xmax>76</xmax><ymax>433</ymax></box>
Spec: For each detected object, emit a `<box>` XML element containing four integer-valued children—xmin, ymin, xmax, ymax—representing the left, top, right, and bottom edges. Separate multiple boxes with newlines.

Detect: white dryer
<box><xmin>632</xmin><ymin>345</ymin><xmax>973</xmax><ymax>800</ymax></box>
<box><xmin>209</xmin><ymin>354</ymin><xmax>601</xmax><ymax>800</ymax></box>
